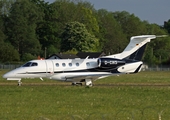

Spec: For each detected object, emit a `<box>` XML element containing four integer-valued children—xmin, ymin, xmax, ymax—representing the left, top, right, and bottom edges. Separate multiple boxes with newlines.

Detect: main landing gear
<box><xmin>71</xmin><ymin>79</ymin><xmax>93</xmax><ymax>87</ymax></box>
<box><xmin>71</xmin><ymin>82</ymin><xmax>83</xmax><ymax>86</ymax></box>
<box><xmin>85</xmin><ymin>79</ymin><xmax>93</xmax><ymax>87</ymax></box>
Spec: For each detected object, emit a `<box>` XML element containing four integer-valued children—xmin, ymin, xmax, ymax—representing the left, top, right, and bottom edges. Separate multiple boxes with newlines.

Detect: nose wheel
<box><xmin>18</xmin><ymin>80</ymin><xmax>22</xmax><ymax>86</ymax></box>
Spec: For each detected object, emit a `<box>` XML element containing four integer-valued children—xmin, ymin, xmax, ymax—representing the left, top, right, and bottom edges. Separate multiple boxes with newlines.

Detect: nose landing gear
<box><xmin>18</xmin><ymin>80</ymin><xmax>22</xmax><ymax>86</ymax></box>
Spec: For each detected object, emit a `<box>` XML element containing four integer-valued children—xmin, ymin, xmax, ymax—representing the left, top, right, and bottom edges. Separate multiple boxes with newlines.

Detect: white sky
<box><xmin>45</xmin><ymin>0</ymin><xmax>170</xmax><ymax>25</ymax></box>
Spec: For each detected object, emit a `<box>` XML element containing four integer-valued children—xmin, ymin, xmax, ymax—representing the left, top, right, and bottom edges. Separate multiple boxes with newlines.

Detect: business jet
<box><xmin>3</xmin><ymin>35</ymin><xmax>164</xmax><ymax>86</ymax></box>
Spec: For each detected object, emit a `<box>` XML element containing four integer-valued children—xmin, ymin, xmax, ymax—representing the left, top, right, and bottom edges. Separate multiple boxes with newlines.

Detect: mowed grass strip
<box><xmin>0</xmin><ymin>70</ymin><xmax>170</xmax><ymax>119</ymax></box>
<box><xmin>1</xmin><ymin>86</ymin><xmax>170</xmax><ymax>119</ymax></box>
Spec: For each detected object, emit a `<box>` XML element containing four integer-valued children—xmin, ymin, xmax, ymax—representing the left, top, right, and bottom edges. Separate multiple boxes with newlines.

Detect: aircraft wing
<box><xmin>65</xmin><ymin>73</ymin><xmax>112</xmax><ymax>82</ymax></box>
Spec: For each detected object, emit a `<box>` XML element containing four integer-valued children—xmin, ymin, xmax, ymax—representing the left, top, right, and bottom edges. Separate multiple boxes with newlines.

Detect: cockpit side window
<box><xmin>22</xmin><ymin>62</ymin><xmax>38</xmax><ymax>67</ymax></box>
<box><xmin>31</xmin><ymin>62</ymin><xmax>38</xmax><ymax>66</ymax></box>
<box><xmin>23</xmin><ymin>62</ymin><xmax>32</xmax><ymax>67</ymax></box>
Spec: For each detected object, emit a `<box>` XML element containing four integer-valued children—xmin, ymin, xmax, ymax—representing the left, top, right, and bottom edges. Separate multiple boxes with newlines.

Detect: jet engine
<box><xmin>97</xmin><ymin>58</ymin><xmax>125</xmax><ymax>68</ymax></box>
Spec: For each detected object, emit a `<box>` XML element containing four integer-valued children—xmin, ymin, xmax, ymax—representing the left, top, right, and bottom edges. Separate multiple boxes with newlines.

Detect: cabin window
<box><xmin>76</xmin><ymin>63</ymin><xmax>79</xmax><ymax>66</ymax></box>
<box><xmin>56</xmin><ymin>63</ymin><xmax>59</xmax><ymax>67</ymax></box>
<box><xmin>69</xmin><ymin>63</ymin><xmax>72</xmax><ymax>67</ymax></box>
<box><xmin>86</xmin><ymin>62</ymin><xmax>90</xmax><ymax>66</ymax></box>
<box><xmin>62</xmin><ymin>63</ymin><xmax>66</xmax><ymax>67</ymax></box>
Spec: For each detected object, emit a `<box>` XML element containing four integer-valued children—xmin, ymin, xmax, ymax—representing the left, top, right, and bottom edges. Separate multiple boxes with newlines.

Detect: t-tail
<box><xmin>103</xmin><ymin>35</ymin><xmax>166</xmax><ymax>73</ymax></box>
<box><xmin>107</xmin><ymin>35</ymin><xmax>158</xmax><ymax>60</ymax></box>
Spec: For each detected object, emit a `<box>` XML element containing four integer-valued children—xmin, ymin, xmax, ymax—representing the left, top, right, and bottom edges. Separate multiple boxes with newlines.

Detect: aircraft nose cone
<box><xmin>3</xmin><ymin>71</ymin><xmax>14</xmax><ymax>78</ymax></box>
<box><xmin>2</xmin><ymin>74</ymin><xmax>5</xmax><ymax>78</ymax></box>
<box><xmin>3</xmin><ymin>71</ymin><xmax>21</xmax><ymax>81</ymax></box>
<box><xmin>3</xmin><ymin>72</ymin><xmax>10</xmax><ymax>78</ymax></box>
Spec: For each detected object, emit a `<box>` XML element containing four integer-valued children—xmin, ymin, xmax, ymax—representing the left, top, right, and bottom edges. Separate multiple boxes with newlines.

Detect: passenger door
<box><xmin>45</xmin><ymin>60</ymin><xmax>54</xmax><ymax>76</ymax></box>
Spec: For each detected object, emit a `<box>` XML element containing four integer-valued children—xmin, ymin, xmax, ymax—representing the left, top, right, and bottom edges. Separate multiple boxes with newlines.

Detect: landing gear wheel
<box><xmin>85</xmin><ymin>79</ymin><xmax>93</xmax><ymax>87</ymax></box>
<box><xmin>71</xmin><ymin>82</ymin><xmax>82</xmax><ymax>86</ymax></box>
<box><xmin>72</xmin><ymin>82</ymin><xmax>76</xmax><ymax>86</ymax></box>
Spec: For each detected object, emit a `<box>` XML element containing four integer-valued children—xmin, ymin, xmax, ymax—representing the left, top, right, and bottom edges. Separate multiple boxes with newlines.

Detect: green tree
<box><xmin>34</xmin><ymin>0</ymin><xmax>61</xmax><ymax>56</ymax></box>
<box><xmin>6</xmin><ymin>0</ymin><xmax>42</xmax><ymax>60</ymax></box>
<box><xmin>0</xmin><ymin>0</ymin><xmax>14</xmax><ymax>42</ymax></box>
<box><xmin>67</xmin><ymin>1</ymin><xmax>99</xmax><ymax>41</ymax></box>
<box><xmin>143</xmin><ymin>24</ymin><xmax>170</xmax><ymax>65</ymax></box>
<box><xmin>96</xmin><ymin>9</ymin><xmax>127</xmax><ymax>54</ymax></box>
<box><xmin>61</xmin><ymin>21</ymin><xmax>99</xmax><ymax>52</ymax></box>
<box><xmin>164</xmin><ymin>19</ymin><xmax>170</xmax><ymax>34</ymax></box>
<box><xmin>21</xmin><ymin>53</ymin><xmax>37</xmax><ymax>62</ymax></box>
<box><xmin>113</xmin><ymin>11</ymin><xmax>147</xmax><ymax>39</ymax></box>
<box><xmin>0</xmin><ymin>0</ymin><xmax>14</xmax><ymax>15</ymax></box>
<box><xmin>0</xmin><ymin>43</ymin><xmax>20</xmax><ymax>62</ymax></box>
<box><xmin>47</xmin><ymin>45</ymin><xmax>59</xmax><ymax>56</ymax></box>
<box><xmin>46</xmin><ymin>0</ymin><xmax>99</xmax><ymax>52</ymax></box>
<box><xmin>0</xmin><ymin>16</ymin><xmax>5</xmax><ymax>44</ymax></box>
<box><xmin>76</xmin><ymin>6</ymin><xmax>99</xmax><ymax>35</ymax></box>
<box><xmin>0</xmin><ymin>0</ymin><xmax>20</xmax><ymax>62</ymax></box>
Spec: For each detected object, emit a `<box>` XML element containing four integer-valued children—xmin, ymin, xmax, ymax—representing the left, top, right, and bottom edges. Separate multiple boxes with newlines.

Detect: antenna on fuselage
<box><xmin>85</xmin><ymin>56</ymin><xmax>89</xmax><ymax>59</ymax></box>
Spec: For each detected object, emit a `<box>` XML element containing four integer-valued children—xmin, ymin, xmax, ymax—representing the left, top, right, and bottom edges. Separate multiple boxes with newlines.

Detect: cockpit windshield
<box><xmin>22</xmin><ymin>62</ymin><xmax>38</xmax><ymax>67</ymax></box>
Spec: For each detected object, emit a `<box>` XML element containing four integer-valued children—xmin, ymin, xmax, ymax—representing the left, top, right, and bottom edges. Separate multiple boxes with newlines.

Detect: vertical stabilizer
<box><xmin>106</xmin><ymin>35</ymin><xmax>156</xmax><ymax>60</ymax></box>
<box><xmin>123</xmin><ymin>44</ymin><xmax>147</xmax><ymax>61</ymax></box>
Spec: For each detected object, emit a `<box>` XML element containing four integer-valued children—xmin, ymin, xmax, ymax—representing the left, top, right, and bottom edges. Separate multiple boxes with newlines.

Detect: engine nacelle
<box><xmin>97</xmin><ymin>58</ymin><xmax>125</xmax><ymax>68</ymax></box>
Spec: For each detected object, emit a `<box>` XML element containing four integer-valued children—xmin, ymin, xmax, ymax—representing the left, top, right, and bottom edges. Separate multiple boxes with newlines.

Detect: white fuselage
<box><xmin>3</xmin><ymin>58</ymin><xmax>143</xmax><ymax>82</ymax></box>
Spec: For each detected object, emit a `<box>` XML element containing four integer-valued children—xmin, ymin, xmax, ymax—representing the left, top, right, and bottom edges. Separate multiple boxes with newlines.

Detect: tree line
<box><xmin>0</xmin><ymin>0</ymin><xmax>170</xmax><ymax>66</ymax></box>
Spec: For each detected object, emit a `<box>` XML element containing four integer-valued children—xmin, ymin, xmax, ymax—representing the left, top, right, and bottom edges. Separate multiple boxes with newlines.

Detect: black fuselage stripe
<box><xmin>18</xmin><ymin>67</ymin><xmax>120</xmax><ymax>74</ymax></box>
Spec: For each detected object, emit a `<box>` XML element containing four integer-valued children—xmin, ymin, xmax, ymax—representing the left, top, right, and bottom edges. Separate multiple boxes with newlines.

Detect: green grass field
<box><xmin>0</xmin><ymin>70</ymin><xmax>170</xmax><ymax>120</ymax></box>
